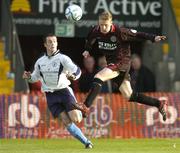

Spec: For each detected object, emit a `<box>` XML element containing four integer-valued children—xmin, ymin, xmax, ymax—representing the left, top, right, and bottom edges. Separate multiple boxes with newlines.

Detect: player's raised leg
<box><xmin>119</xmin><ymin>79</ymin><xmax>168</xmax><ymax>121</ymax></box>
<box><xmin>76</xmin><ymin>67</ymin><xmax>119</xmax><ymax>116</ymax></box>
<box><xmin>86</xmin><ymin>67</ymin><xmax>119</xmax><ymax>106</ymax></box>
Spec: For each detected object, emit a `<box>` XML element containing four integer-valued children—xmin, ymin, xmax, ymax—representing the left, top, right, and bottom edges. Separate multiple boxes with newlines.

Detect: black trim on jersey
<box><xmin>57</xmin><ymin>63</ymin><xmax>63</xmax><ymax>84</ymax></box>
<box><xmin>74</xmin><ymin>67</ymin><xmax>81</xmax><ymax>76</ymax></box>
<box><xmin>45</xmin><ymin>50</ymin><xmax>60</xmax><ymax>57</ymax></box>
<box><xmin>38</xmin><ymin>64</ymin><xmax>46</xmax><ymax>84</ymax></box>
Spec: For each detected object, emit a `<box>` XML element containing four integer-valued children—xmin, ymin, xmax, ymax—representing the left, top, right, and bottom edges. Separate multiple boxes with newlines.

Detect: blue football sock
<box><xmin>67</xmin><ymin>123</ymin><xmax>89</xmax><ymax>145</ymax></box>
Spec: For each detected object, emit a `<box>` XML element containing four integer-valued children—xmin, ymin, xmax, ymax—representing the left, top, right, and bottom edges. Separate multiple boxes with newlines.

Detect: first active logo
<box><xmin>8</xmin><ymin>95</ymin><xmax>40</xmax><ymax>128</ymax></box>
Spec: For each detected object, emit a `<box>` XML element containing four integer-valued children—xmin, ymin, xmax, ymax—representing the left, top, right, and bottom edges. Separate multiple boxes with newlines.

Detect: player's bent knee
<box><xmin>71</xmin><ymin>117</ymin><xmax>81</xmax><ymax>123</ymax></box>
<box><xmin>119</xmin><ymin>81</ymin><xmax>132</xmax><ymax>100</ymax></box>
<box><xmin>94</xmin><ymin>74</ymin><xmax>103</xmax><ymax>81</ymax></box>
<box><xmin>68</xmin><ymin>110</ymin><xmax>82</xmax><ymax>123</ymax></box>
<box><xmin>120</xmin><ymin>91</ymin><xmax>131</xmax><ymax>100</ymax></box>
<box><xmin>71</xmin><ymin>116</ymin><xmax>82</xmax><ymax>123</ymax></box>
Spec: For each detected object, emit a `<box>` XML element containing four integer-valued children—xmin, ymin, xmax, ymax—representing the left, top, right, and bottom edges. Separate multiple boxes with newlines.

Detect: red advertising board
<box><xmin>0</xmin><ymin>92</ymin><xmax>180</xmax><ymax>138</ymax></box>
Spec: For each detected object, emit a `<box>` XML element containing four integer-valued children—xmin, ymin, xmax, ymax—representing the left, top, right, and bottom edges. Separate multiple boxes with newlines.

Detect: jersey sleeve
<box><xmin>28</xmin><ymin>61</ymin><xmax>41</xmax><ymax>83</ymax></box>
<box><xmin>61</xmin><ymin>55</ymin><xmax>81</xmax><ymax>80</ymax></box>
<box><xmin>120</xmin><ymin>27</ymin><xmax>156</xmax><ymax>42</ymax></box>
<box><xmin>84</xmin><ymin>26</ymin><xmax>97</xmax><ymax>52</ymax></box>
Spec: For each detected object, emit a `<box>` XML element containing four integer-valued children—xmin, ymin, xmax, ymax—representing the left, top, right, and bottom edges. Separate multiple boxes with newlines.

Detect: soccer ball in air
<box><xmin>65</xmin><ymin>4</ymin><xmax>83</xmax><ymax>21</ymax></box>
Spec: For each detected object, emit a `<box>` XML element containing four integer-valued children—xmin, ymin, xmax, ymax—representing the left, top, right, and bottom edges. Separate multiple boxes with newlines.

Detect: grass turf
<box><xmin>0</xmin><ymin>139</ymin><xmax>179</xmax><ymax>153</ymax></box>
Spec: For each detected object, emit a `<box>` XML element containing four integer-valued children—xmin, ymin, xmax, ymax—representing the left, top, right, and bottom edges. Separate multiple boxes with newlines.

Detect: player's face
<box><xmin>99</xmin><ymin>19</ymin><xmax>112</xmax><ymax>34</ymax></box>
<box><xmin>44</xmin><ymin>36</ymin><xmax>58</xmax><ymax>55</ymax></box>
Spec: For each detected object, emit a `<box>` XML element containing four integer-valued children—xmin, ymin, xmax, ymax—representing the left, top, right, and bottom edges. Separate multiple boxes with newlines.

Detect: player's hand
<box><xmin>23</xmin><ymin>71</ymin><xmax>31</xmax><ymax>79</ymax></box>
<box><xmin>66</xmin><ymin>72</ymin><xmax>76</xmax><ymax>81</ymax></box>
<box><xmin>154</xmin><ymin>36</ymin><xmax>166</xmax><ymax>42</ymax></box>
<box><xmin>82</xmin><ymin>51</ymin><xmax>90</xmax><ymax>58</ymax></box>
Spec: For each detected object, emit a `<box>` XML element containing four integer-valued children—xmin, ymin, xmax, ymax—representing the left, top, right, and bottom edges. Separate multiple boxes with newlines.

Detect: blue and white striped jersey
<box><xmin>28</xmin><ymin>51</ymin><xmax>81</xmax><ymax>92</ymax></box>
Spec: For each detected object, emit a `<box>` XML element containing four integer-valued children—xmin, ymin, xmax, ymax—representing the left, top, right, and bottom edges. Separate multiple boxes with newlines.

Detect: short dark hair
<box><xmin>43</xmin><ymin>33</ymin><xmax>56</xmax><ymax>43</ymax></box>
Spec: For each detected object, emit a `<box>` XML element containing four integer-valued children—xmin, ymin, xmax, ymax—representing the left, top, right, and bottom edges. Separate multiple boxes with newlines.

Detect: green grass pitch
<box><xmin>0</xmin><ymin>139</ymin><xmax>179</xmax><ymax>153</ymax></box>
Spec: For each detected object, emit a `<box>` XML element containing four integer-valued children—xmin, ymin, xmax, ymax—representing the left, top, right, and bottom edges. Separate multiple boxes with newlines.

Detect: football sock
<box><xmin>129</xmin><ymin>92</ymin><xmax>160</xmax><ymax>107</ymax></box>
<box><xmin>67</xmin><ymin>123</ymin><xmax>89</xmax><ymax>145</ymax></box>
<box><xmin>84</xmin><ymin>78</ymin><xmax>104</xmax><ymax>107</ymax></box>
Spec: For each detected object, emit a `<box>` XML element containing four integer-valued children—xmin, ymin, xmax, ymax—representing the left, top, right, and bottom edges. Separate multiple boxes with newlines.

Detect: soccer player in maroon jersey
<box><xmin>77</xmin><ymin>11</ymin><xmax>167</xmax><ymax>121</ymax></box>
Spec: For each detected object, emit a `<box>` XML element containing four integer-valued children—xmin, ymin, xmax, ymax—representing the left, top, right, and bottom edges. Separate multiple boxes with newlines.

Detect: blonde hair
<box><xmin>99</xmin><ymin>11</ymin><xmax>112</xmax><ymax>21</ymax></box>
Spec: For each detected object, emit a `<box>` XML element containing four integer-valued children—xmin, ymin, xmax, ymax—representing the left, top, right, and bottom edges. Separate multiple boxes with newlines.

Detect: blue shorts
<box><xmin>45</xmin><ymin>87</ymin><xmax>77</xmax><ymax>118</ymax></box>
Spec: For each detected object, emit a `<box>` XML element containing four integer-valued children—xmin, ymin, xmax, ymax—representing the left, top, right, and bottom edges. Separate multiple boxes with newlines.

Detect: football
<box><xmin>65</xmin><ymin>4</ymin><xmax>83</xmax><ymax>21</ymax></box>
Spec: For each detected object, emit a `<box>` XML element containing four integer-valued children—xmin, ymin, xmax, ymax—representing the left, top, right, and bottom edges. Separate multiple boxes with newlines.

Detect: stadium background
<box><xmin>0</xmin><ymin>0</ymin><xmax>180</xmax><ymax>152</ymax></box>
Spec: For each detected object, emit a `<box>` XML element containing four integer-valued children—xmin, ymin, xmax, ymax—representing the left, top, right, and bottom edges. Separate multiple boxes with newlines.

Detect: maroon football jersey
<box><xmin>85</xmin><ymin>24</ymin><xmax>156</xmax><ymax>71</ymax></box>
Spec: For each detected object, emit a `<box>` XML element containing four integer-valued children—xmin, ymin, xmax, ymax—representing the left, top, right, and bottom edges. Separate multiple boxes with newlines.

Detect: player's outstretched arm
<box><xmin>122</xmin><ymin>28</ymin><xmax>167</xmax><ymax>43</ymax></box>
<box><xmin>22</xmin><ymin>62</ymin><xmax>41</xmax><ymax>82</ymax></box>
<box><xmin>154</xmin><ymin>36</ymin><xmax>167</xmax><ymax>42</ymax></box>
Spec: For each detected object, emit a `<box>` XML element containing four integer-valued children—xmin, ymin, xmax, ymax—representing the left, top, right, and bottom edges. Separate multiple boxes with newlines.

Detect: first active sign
<box><xmin>11</xmin><ymin>0</ymin><xmax>162</xmax><ymax>36</ymax></box>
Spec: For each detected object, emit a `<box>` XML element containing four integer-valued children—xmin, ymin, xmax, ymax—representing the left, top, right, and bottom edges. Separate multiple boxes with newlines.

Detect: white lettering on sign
<box><xmin>146</xmin><ymin>106</ymin><xmax>178</xmax><ymax>126</ymax></box>
<box><xmin>38</xmin><ymin>0</ymin><xmax>88</xmax><ymax>14</ymax></box>
<box><xmin>8</xmin><ymin>95</ymin><xmax>40</xmax><ymax>128</ymax></box>
<box><xmin>94</xmin><ymin>0</ymin><xmax>161</xmax><ymax>16</ymax></box>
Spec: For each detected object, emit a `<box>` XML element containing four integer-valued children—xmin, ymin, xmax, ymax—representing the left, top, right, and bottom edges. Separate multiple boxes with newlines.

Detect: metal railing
<box><xmin>1</xmin><ymin>0</ymin><xmax>29</xmax><ymax>92</ymax></box>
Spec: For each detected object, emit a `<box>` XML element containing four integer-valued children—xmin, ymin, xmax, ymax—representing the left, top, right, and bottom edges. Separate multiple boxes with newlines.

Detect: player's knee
<box><xmin>70</xmin><ymin>110</ymin><xmax>83</xmax><ymax>123</ymax></box>
<box><xmin>71</xmin><ymin>116</ymin><xmax>82</xmax><ymax>123</ymax></box>
<box><xmin>94</xmin><ymin>74</ymin><xmax>105</xmax><ymax>82</ymax></box>
<box><xmin>119</xmin><ymin>87</ymin><xmax>132</xmax><ymax>100</ymax></box>
<box><xmin>120</xmin><ymin>90</ymin><xmax>131</xmax><ymax>100</ymax></box>
<box><xmin>119</xmin><ymin>80</ymin><xmax>132</xmax><ymax>100</ymax></box>
<box><xmin>72</xmin><ymin>117</ymin><xmax>81</xmax><ymax>123</ymax></box>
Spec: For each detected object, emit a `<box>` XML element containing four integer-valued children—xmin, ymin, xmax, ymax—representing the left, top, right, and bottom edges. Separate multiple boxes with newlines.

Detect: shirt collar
<box><xmin>46</xmin><ymin>49</ymin><xmax>60</xmax><ymax>57</ymax></box>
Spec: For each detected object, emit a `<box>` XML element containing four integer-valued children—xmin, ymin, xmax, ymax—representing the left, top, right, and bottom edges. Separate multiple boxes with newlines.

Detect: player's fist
<box><xmin>23</xmin><ymin>71</ymin><xmax>31</xmax><ymax>79</ymax></box>
<box><xmin>82</xmin><ymin>51</ymin><xmax>90</xmax><ymax>58</ymax></box>
<box><xmin>155</xmin><ymin>36</ymin><xmax>166</xmax><ymax>42</ymax></box>
<box><xmin>66</xmin><ymin>72</ymin><xmax>76</xmax><ymax>81</ymax></box>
